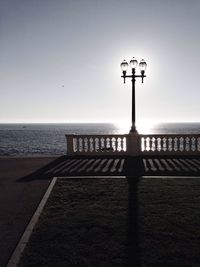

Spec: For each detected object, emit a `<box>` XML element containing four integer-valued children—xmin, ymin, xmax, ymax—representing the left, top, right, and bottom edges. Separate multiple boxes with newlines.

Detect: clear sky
<box><xmin>1</xmin><ymin>0</ymin><xmax>200</xmax><ymax>125</ymax></box>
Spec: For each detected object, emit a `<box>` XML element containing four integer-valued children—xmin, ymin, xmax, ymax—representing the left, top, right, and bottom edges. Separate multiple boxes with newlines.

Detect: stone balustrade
<box><xmin>66</xmin><ymin>134</ymin><xmax>128</xmax><ymax>155</ymax></box>
<box><xmin>66</xmin><ymin>134</ymin><xmax>200</xmax><ymax>156</ymax></box>
<box><xmin>141</xmin><ymin>134</ymin><xmax>200</xmax><ymax>155</ymax></box>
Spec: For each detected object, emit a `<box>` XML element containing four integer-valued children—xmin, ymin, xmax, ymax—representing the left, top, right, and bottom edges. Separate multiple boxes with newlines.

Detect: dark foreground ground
<box><xmin>1</xmin><ymin>156</ymin><xmax>200</xmax><ymax>266</ymax></box>
<box><xmin>19</xmin><ymin>177</ymin><xmax>200</xmax><ymax>267</ymax></box>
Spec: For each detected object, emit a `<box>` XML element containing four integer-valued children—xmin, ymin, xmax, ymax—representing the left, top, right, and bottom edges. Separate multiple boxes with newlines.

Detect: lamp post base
<box><xmin>129</xmin><ymin>126</ymin><xmax>138</xmax><ymax>134</ymax></box>
<box><xmin>127</xmin><ymin>129</ymin><xmax>140</xmax><ymax>156</ymax></box>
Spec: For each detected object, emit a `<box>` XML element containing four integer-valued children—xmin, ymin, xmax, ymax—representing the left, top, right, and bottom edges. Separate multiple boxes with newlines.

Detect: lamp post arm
<box><xmin>121</xmin><ymin>75</ymin><xmax>146</xmax><ymax>79</ymax></box>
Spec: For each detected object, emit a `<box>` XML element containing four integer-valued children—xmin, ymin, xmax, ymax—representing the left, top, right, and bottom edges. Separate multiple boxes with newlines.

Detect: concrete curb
<box><xmin>6</xmin><ymin>177</ymin><xmax>57</xmax><ymax>267</ymax></box>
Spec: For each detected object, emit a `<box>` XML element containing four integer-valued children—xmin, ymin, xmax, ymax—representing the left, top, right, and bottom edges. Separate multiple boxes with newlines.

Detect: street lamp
<box><xmin>120</xmin><ymin>57</ymin><xmax>147</xmax><ymax>133</ymax></box>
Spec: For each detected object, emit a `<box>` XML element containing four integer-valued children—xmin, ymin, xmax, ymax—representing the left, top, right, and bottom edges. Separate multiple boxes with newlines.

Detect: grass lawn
<box><xmin>19</xmin><ymin>177</ymin><xmax>200</xmax><ymax>267</ymax></box>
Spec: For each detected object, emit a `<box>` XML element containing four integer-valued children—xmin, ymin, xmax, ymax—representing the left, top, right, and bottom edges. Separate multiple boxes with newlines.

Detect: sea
<box><xmin>0</xmin><ymin>123</ymin><xmax>200</xmax><ymax>157</ymax></box>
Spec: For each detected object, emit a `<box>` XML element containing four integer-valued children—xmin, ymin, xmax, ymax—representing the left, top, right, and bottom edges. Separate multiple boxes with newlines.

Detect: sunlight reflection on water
<box><xmin>115</xmin><ymin>121</ymin><xmax>157</xmax><ymax>134</ymax></box>
<box><xmin>115</xmin><ymin>121</ymin><xmax>200</xmax><ymax>134</ymax></box>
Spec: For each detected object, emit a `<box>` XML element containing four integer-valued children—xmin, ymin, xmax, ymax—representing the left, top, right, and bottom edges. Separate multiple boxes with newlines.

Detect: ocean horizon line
<box><xmin>0</xmin><ymin>121</ymin><xmax>200</xmax><ymax>124</ymax></box>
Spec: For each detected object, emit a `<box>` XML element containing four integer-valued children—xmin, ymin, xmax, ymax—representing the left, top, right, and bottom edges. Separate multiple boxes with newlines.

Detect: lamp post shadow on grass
<box><xmin>126</xmin><ymin>175</ymin><xmax>141</xmax><ymax>267</ymax></box>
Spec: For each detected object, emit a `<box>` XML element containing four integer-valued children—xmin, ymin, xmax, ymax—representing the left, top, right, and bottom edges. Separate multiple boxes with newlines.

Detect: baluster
<box><xmin>185</xmin><ymin>137</ymin><xmax>190</xmax><ymax>152</ymax></box>
<box><xmin>121</xmin><ymin>137</ymin><xmax>124</xmax><ymax>152</ymax></box>
<box><xmin>123</xmin><ymin>137</ymin><xmax>127</xmax><ymax>151</ymax></box>
<box><xmin>190</xmin><ymin>137</ymin><xmax>195</xmax><ymax>151</ymax></box>
<box><xmin>183</xmin><ymin>137</ymin><xmax>186</xmax><ymax>151</ymax></box>
<box><xmin>117</xmin><ymin>137</ymin><xmax>121</xmax><ymax>152</ymax></box>
<box><xmin>168</xmin><ymin>137</ymin><xmax>172</xmax><ymax>151</ymax></box>
<box><xmin>78</xmin><ymin>138</ymin><xmax>82</xmax><ymax>152</ymax></box>
<box><xmin>174</xmin><ymin>137</ymin><xmax>178</xmax><ymax>151</ymax></box>
<box><xmin>149</xmin><ymin>137</ymin><xmax>151</xmax><ymax>151</ymax></box>
<box><xmin>116</xmin><ymin>137</ymin><xmax>119</xmax><ymax>151</ymax></box>
<box><xmin>182</xmin><ymin>137</ymin><xmax>185</xmax><ymax>151</ymax></box>
<box><xmin>119</xmin><ymin>137</ymin><xmax>123</xmax><ymax>152</ymax></box>
<box><xmin>151</xmin><ymin>137</ymin><xmax>155</xmax><ymax>151</ymax></box>
<box><xmin>89</xmin><ymin>137</ymin><xmax>94</xmax><ymax>152</ymax></box>
<box><xmin>141</xmin><ymin>137</ymin><xmax>144</xmax><ymax>151</ymax></box>
<box><xmin>166</xmin><ymin>137</ymin><xmax>168</xmax><ymax>151</ymax></box>
<box><xmin>83</xmin><ymin>138</ymin><xmax>85</xmax><ymax>152</ymax></box>
<box><xmin>73</xmin><ymin>137</ymin><xmax>77</xmax><ymax>152</ymax></box>
<box><xmin>158</xmin><ymin>137</ymin><xmax>161</xmax><ymax>151</ymax></box>
<box><xmin>163</xmin><ymin>137</ymin><xmax>167</xmax><ymax>152</ymax></box>
<box><xmin>160</xmin><ymin>137</ymin><xmax>163</xmax><ymax>151</ymax></box>
<box><xmin>146</xmin><ymin>137</ymin><xmax>150</xmax><ymax>151</ymax></box>
<box><xmin>148</xmin><ymin>137</ymin><xmax>151</xmax><ymax>151</ymax></box>
<box><xmin>117</xmin><ymin>137</ymin><xmax>121</xmax><ymax>151</ymax></box>
<box><xmin>95</xmin><ymin>138</ymin><xmax>99</xmax><ymax>151</ymax></box>
<box><xmin>82</xmin><ymin>138</ymin><xmax>85</xmax><ymax>152</ymax></box>
<box><xmin>179</xmin><ymin>137</ymin><xmax>184</xmax><ymax>151</ymax></box>
<box><xmin>115</xmin><ymin>137</ymin><xmax>118</xmax><ymax>151</ymax></box>
<box><xmin>100</xmin><ymin>137</ymin><xmax>105</xmax><ymax>152</ymax></box>
<box><xmin>166</xmin><ymin>137</ymin><xmax>169</xmax><ymax>151</ymax></box>
<box><xmin>112</xmin><ymin>137</ymin><xmax>116</xmax><ymax>152</ymax></box>
<box><xmin>81</xmin><ymin>138</ymin><xmax>84</xmax><ymax>152</ymax></box>
<box><xmin>116</xmin><ymin>138</ymin><xmax>119</xmax><ymax>151</ymax></box>
<box><xmin>196</xmin><ymin>137</ymin><xmax>198</xmax><ymax>151</ymax></box>
<box><xmin>163</xmin><ymin>137</ymin><xmax>167</xmax><ymax>151</ymax></box>
<box><xmin>191</xmin><ymin>137</ymin><xmax>196</xmax><ymax>152</ymax></box>
<box><xmin>106</xmin><ymin>138</ymin><xmax>108</xmax><ymax>151</ymax></box>
<box><xmin>110</xmin><ymin>137</ymin><xmax>112</xmax><ymax>151</ymax></box>
<box><xmin>177</xmin><ymin>137</ymin><xmax>180</xmax><ymax>151</ymax></box>
<box><xmin>149</xmin><ymin>137</ymin><xmax>152</xmax><ymax>151</ymax></box>
<box><xmin>77</xmin><ymin>138</ymin><xmax>79</xmax><ymax>152</ymax></box>
<box><xmin>84</xmin><ymin>138</ymin><xmax>88</xmax><ymax>152</ymax></box>
<box><xmin>155</xmin><ymin>137</ymin><xmax>159</xmax><ymax>151</ymax></box>
<box><xmin>106</xmin><ymin>137</ymin><xmax>111</xmax><ymax>152</ymax></box>
<box><xmin>143</xmin><ymin>137</ymin><xmax>147</xmax><ymax>151</ymax></box>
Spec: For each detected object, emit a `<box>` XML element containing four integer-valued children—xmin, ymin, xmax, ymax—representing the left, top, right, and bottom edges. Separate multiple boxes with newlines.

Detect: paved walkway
<box><xmin>0</xmin><ymin>157</ymin><xmax>57</xmax><ymax>267</ymax></box>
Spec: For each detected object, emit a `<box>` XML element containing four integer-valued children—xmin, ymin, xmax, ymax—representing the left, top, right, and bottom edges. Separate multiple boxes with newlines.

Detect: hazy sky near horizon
<box><xmin>1</xmin><ymin>0</ymin><xmax>200</xmax><ymax>124</ymax></box>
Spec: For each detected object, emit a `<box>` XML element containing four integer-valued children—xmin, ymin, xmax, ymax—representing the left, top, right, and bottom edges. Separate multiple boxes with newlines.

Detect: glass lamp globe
<box><xmin>129</xmin><ymin>57</ymin><xmax>138</xmax><ymax>69</ymax></box>
<box><xmin>120</xmin><ymin>60</ymin><xmax>128</xmax><ymax>71</ymax></box>
<box><xmin>139</xmin><ymin>59</ymin><xmax>147</xmax><ymax>72</ymax></box>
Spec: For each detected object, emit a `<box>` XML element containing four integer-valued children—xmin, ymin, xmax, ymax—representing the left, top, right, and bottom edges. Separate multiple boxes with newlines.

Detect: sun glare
<box><xmin>115</xmin><ymin>120</ymin><xmax>159</xmax><ymax>134</ymax></box>
<box><xmin>137</xmin><ymin>121</ymin><xmax>155</xmax><ymax>134</ymax></box>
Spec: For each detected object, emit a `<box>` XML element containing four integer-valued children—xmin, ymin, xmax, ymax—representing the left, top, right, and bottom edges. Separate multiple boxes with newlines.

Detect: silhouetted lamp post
<box><xmin>120</xmin><ymin>57</ymin><xmax>147</xmax><ymax>133</ymax></box>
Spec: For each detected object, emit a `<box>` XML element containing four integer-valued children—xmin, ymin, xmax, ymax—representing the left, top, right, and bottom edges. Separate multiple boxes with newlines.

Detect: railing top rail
<box><xmin>65</xmin><ymin>134</ymin><xmax>128</xmax><ymax>138</ymax></box>
<box><xmin>140</xmin><ymin>134</ymin><xmax>200</xmax><ymax>137</ymax></box>
<box><xmin>66</xmin><ymin>133</ymin><xmax>200</xmax><ymax>136</ymax></box>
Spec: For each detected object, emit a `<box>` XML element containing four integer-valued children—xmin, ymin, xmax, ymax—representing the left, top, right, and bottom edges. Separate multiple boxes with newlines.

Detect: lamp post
<box><xmin>120</xmin><ymin>57</ymin><xmax>147</xmax><ymax>133</ymax></box>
